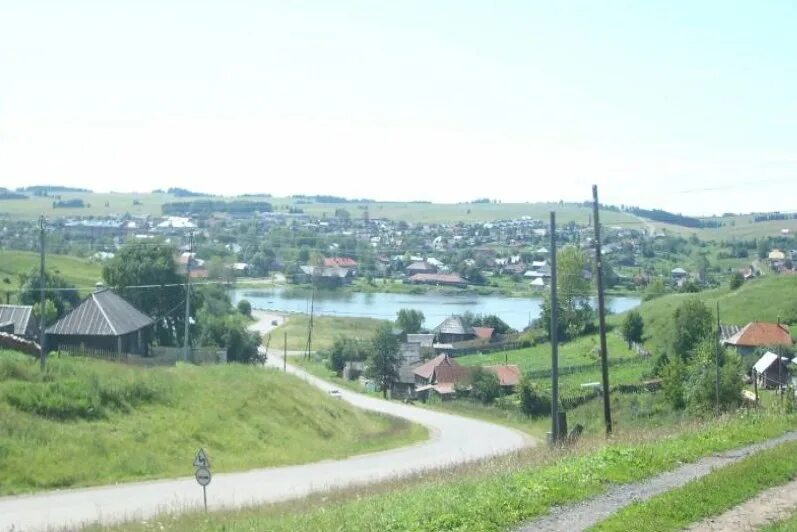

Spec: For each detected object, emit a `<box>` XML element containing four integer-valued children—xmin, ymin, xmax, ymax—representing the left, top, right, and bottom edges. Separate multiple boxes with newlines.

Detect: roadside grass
<box><xmin>289</xmin><ymin>356</ymin><xmax>380</xmax><ymax>396</ymax></box>
<box><xmin>267</xmin><ymin>314</ymin><xmax>386</xmax><ymax>351</ymax></box>
<box><xmin>87</xmin><ymin>412</ymin><xmax>797</xmax><ymax>532</ymax></box>
<box><xmin>0</xmin><ymin>249</ymin><xmax>103</xmax><ymax>294</ymax></box>
<box><xmin>0</xmin><ymin>350</ymin><xmax>426</xmax><ymax>496</ymax></box>
<box><xmin>591</xmin><ymin>439</ymin><xmax>797</xmax><ymax>532</ymax></box>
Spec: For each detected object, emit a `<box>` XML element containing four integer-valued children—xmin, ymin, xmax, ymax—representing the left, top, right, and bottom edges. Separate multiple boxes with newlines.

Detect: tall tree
<box><xmin>671</xmin><ymin>299</ymin><xmax>713</xmax><ymax>361</ymax></box>
<box><xmin>367</xmin><ymin>323</ymin><xmax>401</xmax><ymax>398</ymax></box>
<box><xmin>396</xmin><ymin>309</ymin><xmax>425</xmax><ymax>334</ymax></box>
<box><xmin>621</xmin><ymin>310</ymin><xmax>644</xmax><ymax>348</ymax></box>
<box><xmin>18</xmin><ymin>269</ymin><xmax>80</xmax><ymax>319</ymax></box>
<box><xmin>102</xmin><ymin>240</ymin><xmax>185</xmax><ymax>346</ymax></box>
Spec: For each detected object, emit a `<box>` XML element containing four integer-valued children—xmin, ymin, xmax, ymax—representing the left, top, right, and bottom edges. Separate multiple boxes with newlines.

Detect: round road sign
<box><xmin>195</xmin><ymin>467</ymin><xmax>212</xmax><ymax>486</ymax></box>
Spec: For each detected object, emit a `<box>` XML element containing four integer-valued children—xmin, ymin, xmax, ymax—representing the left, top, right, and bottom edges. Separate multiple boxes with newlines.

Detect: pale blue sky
<box><xmin>2</xmin><ymin>1</ymin><xmax>796</xmax><ymax>214</ymax></box>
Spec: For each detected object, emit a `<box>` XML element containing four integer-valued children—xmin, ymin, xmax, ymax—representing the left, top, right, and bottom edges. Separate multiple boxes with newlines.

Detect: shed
<box><xmin>46</xmin><ymin>289</ymin><xmax>154</xmax><ymax>355</ymax></box>
<box><xmin>753</xmin><ymin>351</ymin><xmax>791</xmax><ymax>389</ymax></box>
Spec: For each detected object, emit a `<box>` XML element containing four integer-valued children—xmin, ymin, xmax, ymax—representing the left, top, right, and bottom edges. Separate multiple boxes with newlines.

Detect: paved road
<box><xmin>0</xmin><ymin>334</ymin><xmax>532</xmax><ymax>531</ymax></box>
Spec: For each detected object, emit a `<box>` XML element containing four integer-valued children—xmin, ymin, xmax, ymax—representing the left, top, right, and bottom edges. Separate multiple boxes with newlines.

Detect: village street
<box><xmin>0</xmin><ymin>316</ymin><xmax>532</xmax><ymax>532</ymax></box>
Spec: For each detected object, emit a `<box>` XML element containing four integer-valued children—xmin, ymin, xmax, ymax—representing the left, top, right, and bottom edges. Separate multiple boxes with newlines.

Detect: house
<box><xmin>406</xmin><ymin>261</ymin><xmax>438</xmax><ymax>275</ymax></box>
<box><xmin>297</xmin><ymin>265</ymin><xmax>354</xmax><ymax>288</ymax></box>
<box><xmin>753</xmin><ymin>351</ymin><xmax>790</xmax><ymax>389</ymax></box>
<box><xmin>768</xmin><ymin>249</ymin><xmax>786</xmax><ymax>268</ymax></box>
<box><xmin>323</xmin><ymin>257</ymin><xmax>358</xmax><ymax>269</ymax></box>
<box><xmin>473</xmin><ymin>327</ymin><xmax>495</xmax><ymax>341</ymax></box>
<box><xmin>392</xmin><ymin>342</ymin><xmax>423</xmax><ymax>399</ymax></box>
<box><xmin>0</xmin><ymin>304</ymin><xmax>37</xmax><ymax>338</ymax></box>
<box><xmin>671</xmin><ymin>267</ymin><xmax>688</xmax><ymax>279</ymax></box>
<box><xmin>433</xmin><ymin>315</ymin><xmax>476</xmax><ymax>344</ymax></box>
<box><xmin>413</xmin><ymin>353</ymin><xmax>470</xmax><ymax>398</ymax></box>
<box><xmin>724</xmin><ymin>321</ymin><xmax>793</xmax><ymax>357</ymax></box>
<box><xmin>46</xmin><ymin>289</ymin><xmax>154</xmax><ymax>355</ymax></box>
<box><xmin>406</xmin><ymin>272</ymin><xmax>467</xmax><ymax>288</ymax></box>
<box><xmin>530</xmin><ymin>277</ymin><xmax>546</xmax><ymax>290</ymax></box>
<box><xmin>484</xmin><ymin>364</ymin><xmax>521</xmax><ymax>392</ymax></box>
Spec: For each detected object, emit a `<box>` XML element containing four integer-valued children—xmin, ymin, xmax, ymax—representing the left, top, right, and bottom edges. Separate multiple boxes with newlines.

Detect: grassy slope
<box><xmin>0</xmin><ymin>351</ymin><xmax>426</xmax><ymax>496</ymax></box>
<box><xmin>268</xmin><ymin>314</ymin><xmax>387</xmax><ymax>351</ymax></box>
<box><xmin>592</xmin><ymin>439</ymin><xmax>797</xmax><ymax>532</ymax></box>
<box><xmin>90</xmin><ymin>413</ymin><xmax>797</xmax><ymax>532</ymax></box>
<box><xmin>610</xmin><ymin>274</ymin><xmax>797</xmax><ymax>352</ymax></box>
<box><xmin>0</xmin><ymin>249</ymin><xmax>103</xmax><ymax>295</ymax></box>
<box><xmin>762</xmin><ymin>511</ymin><xmax>797</xmax><ymax>531</ymax></box>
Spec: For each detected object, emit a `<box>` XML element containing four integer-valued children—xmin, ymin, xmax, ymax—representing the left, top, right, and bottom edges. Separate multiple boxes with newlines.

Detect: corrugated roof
<box><xmin>433</xmin><ymin>316</ymin><xmax>475</xmax><ymax>336</ymax></box>
<box><xmin>725</xmin><ymin>322</ymin><xmax>792</xmax><ymax>348</ymax></box>
<box><xmin>46</xmin><ymin>289</ymin><xmax>154</xmax><ymax>336</ymax></box>
<box><xmin>753</xmin><ymin>351</ymin><xmax>789</xmax><ymax>374</ymax></box>
<box><xmin>397</xmin><ymin>343</ymin><xmax>423</xmax><ymax>384</ymax></box>
<box><xmin>434</xmin><ymin>365</ymin><xmax>471</xmax><ymax>385</ymax></box>
<box><xmin>0</xmin><ymin>305</ymin><xmax>34</xmax><ymax>336</ymax></box>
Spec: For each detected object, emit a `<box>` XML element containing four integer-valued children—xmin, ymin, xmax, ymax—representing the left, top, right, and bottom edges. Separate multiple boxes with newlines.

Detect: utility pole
<box><xmin>592</xmin><ymin>185</ymin><xmax>612</xmax><ymax>435</ymax></box>
<box><xmin>305</xmin><ymin>278</ymin><xmax>315</xmax><ymax>359</ymax></box>
<box><xmin>39</xmin><ymin>215</ymin><xmax>47</xmax><ymax>372</ymax></box>
<box><xmin>183</xmin><ymin>231</ymin><xmax>194</xmax><ymax>362</ymax></box>
<box><xmin>549</xmin><ymin>211</ymin><xmax>560</xmax><ymax>444</ymax></box>
<box><xmin>716</xmin><ymin>302</ymin><xmax>721</xmax><ymax>415</ymax></box>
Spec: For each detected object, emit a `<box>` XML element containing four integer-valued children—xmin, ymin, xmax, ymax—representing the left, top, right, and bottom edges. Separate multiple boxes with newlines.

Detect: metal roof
<box><xmin>46</xmin><ymin>289</ymin><xmax>154</xmax><ymax>337</ymax></box>
<box><xmin>0</xmin><ymin>305</ymin><xmax>34</xmax><ymax>336</ymax></box>
<box><xmin>433</xmin><ymin>316</ymin><xmax>475</xmax><ymax>336</ymax></box>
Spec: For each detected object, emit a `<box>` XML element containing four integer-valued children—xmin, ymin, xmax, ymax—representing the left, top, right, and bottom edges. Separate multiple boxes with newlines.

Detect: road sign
<box><xmin>193</xmin><ymin>448</ymin><xmax>211</xmax><ymax>469</ymax></box>
<box><xmin>195</xmin><ymin>467</ymin><xmax>212</xmax><ymax>486</ymax></box>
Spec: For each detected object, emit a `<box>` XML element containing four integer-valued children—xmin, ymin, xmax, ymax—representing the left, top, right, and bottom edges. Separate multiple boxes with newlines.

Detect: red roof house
<box><xmin>724</xmin><ymin>321</ymin><xmax>793</xmax><ymax>355</ymax></box>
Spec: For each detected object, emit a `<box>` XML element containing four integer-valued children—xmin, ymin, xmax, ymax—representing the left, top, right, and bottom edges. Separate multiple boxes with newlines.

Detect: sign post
<box><xmin>193</xmin><ymin>448</ymin><xmax>212</xmax><ymax>511</ymax></box>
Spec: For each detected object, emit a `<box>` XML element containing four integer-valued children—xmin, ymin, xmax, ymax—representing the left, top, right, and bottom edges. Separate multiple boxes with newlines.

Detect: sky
<box><xmin>1</xmin><ymin>1</ymin><xmax>796</xmax><ymax>215</ymax></box>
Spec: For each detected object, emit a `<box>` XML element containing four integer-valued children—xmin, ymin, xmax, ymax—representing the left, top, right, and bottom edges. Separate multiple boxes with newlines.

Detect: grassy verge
<box><xmin>268</xmin><ymin>314</ymin><xmax>386</xmax><ymax>351</ymax></box>
<box><xmin>761</xmin><ymin>511</ymin><xmax>797</xmax><ymax>531</ymax></box>
<box><xmin>591</xmin><ymin>439</ymin><xmax>797</xmax><ymax>531</ymax></box>
<box><xmin>90</xmin><ymin>412</ymin><xmax>797</xmax><ymax>531</ymax></box>
<box><xmin>0</xmin><ymin>350</ymin><xmax>426</xmax><ymax>495</ymax></box>
<box><xmin>289</xmin><ymin>356</ymin><xmax>378</xmax><ymax>395</ymax></box>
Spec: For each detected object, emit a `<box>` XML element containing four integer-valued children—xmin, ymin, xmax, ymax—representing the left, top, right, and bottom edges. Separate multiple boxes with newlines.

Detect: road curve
<box><xmin>0</xmin><ymin>336</ymin><xmax>532</xmax><ymax>531</ymax></box>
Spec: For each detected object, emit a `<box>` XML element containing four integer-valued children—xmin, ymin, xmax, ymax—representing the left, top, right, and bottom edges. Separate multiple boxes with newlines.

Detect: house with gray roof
<box><xmin>46</xmin><ymin>289</ymin><xmax>154</xmax><ymax>355</ymax></box>
<box><xmin>433</xmin><ymin>315</ymin><xmax>476</xmax><ymax>344</ymax></box>
<box><xmin>0</xmin><ymin>304</ymin><xmax>37</xmax><ymax>338</ymax></box>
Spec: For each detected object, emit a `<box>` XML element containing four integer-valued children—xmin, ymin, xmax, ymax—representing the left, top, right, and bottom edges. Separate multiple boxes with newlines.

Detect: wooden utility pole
<box><xmin>549</xmin><ymin>211</ymin><xmax>560</xmax><ymax>443</ymax></box>
<box><xmin>716</xmin><ymin>302</ymin><xmax>721</xmax><ymax>415</ymax></box>
<box><xmin>39</xmin><ymin>216</ymin><xmax>47</xmax><ymax>372</ymax></box>
<box><xmin>305</xmin><ymin>279</ymin><xmax>315</xmax><ymax>359</ymax></box>
<box><xmin>183</xmin><ymin>231</ymin><xmax>193</xmax><ymax>361</ymax></box>
<box><xmin>592</xmin><ymin>185</ymin><xmax>612</xmax><ymax>435</ymax></box>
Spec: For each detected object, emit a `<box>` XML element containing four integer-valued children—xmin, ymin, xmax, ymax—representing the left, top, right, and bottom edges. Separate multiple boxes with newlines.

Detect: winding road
<box><xmin>0</xmin><ymin>316</ymin><xmax>532</xmax><ymax>531</ymax></box>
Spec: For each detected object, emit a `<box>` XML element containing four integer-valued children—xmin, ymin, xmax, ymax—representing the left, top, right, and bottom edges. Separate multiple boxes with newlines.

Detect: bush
<box><xmin>729</xmin><ymin>272</ymin><xmax>744</xmax><ymax>290</ymax></box>
<box><xmin>518</xmin><ymin>375</ymin><xmax>550</xmax><ymax>417</ymax></box>
<box><xmin>621</xmin><ymin>310</ymin><xmax>644</xmax><ymax>347</ymax></box>
<box><xmin>237</xmin><ymin>299</ymin><xmax>252</xmax><ymax>317</ymax></box>
<box><xmin>470</xmin><ymin>367</ymin><xmax>501</xmax><ymax>404</ymax></box>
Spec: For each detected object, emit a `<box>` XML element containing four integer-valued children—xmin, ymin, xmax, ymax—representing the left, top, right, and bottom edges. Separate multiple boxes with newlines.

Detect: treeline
<box><xmin>0</xmin><ymin>188</ymin><xmax>27</xmax><ymax>200</ymax></box>
<box><xmin>753</xmin><ymin>212</ymin><xmax>797</xmax><ymax>223</ymax></box>
<box><xmin>166</xmin><ymin>187</ymin><xmax>206</xmax><ymax>197</ymax></box>
<box><xmin>162</xmin><ymin>200</ymin><xmax>273</xmax><ymax>216</ymax></box>
<box><xmin>18</xmin><ymin>186</ymin><xmax>91</xmax><ymax>195</ymax></box>
<box><xmin>626</xmin><ymin>207</ymin><xmax>704</xmax><ymax>228</ymax></box>
<box><xmin>53</xmin><ymin>199</ymin><xmax>86</xmax><ymax>208</ymax></box>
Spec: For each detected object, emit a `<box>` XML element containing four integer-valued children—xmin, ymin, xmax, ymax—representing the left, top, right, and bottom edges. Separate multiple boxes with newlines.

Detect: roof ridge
<box><xmin>91</xmin><ymin>291</ymin><xmax>118</xmax><ymax>336</ymax></box>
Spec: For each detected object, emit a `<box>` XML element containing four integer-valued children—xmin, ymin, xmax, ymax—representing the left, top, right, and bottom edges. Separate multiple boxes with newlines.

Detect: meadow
<box><xmin>0</xmin><ymin>350</ymin><xmax>425</xmax><ymax>495</ymax></box>
<box><xmin>0</xmin><ymin>249</ymin><xmax>103</xmax><ymax>295</ymax></box>
<box><xmin>267</xmin><ymin>314</ymin><xmax>387</xmax><ymax>351</ymax></box>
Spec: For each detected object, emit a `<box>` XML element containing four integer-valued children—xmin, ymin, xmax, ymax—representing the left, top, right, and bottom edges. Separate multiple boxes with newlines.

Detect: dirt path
<box><xmin>686</xmin><ymin>478</ymin><xmax>797</xmax><ymax>531</ymax></box>
<box><xmin>517</xmin><ymin>431</ymin><xmax>797</xmax><ymax>532</ymax></box>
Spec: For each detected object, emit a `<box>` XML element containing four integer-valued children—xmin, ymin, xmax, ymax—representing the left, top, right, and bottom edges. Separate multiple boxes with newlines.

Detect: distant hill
<box><xmin>0</xmin><ymin>188</ymin><xmax>26</xmax><ymax>200</ymax></box>
<box><xmin>17</xmin><ymin>186</ymin><xmax>92</xmax><ymax>196</ymax></box>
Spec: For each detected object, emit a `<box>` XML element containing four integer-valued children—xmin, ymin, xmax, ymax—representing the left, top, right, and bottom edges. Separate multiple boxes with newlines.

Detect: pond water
<box><xmin>231</xmin><ymin>288</ymin><xmax>641</xmax><ymax>331</ymax></box>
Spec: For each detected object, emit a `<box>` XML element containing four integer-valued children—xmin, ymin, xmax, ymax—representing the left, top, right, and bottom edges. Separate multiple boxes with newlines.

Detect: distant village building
<box><xmin>406</xmin><ymin>272</ymin><xmax>467</xmax><ymax>288</ymax></box>
<box><xmin>433</xmin><ymin>315</ymin><xmax>476</xmax><ymax>345</ymax></box>
<box><xmin>392</xmin><ymin>342</ymin><xmax>423</xmax><ymax>399</ymax></box>
<box><xmin>406</xmin><ymin>261</ymin><xmax>438</xmax><ymax>275</ymax></box>
<box><xmin>46</xmin><ymin>289</ymin><xmax>154</xmax><ymax>355</ymax></box>
<box><xmin>753</xmin><ymin>351</ymin><xmax>791</xmax><ymax>389</ymax></box>
<box><xmin>297</xmin><ymin>265</ymin><xmax>354</xmax><ymax>288</ymax></box>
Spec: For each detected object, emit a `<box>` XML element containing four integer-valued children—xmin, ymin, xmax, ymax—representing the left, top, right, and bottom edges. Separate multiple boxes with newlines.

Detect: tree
<box><xmin>671</xmin><ymin>299</ymin><xmax>714</xmax><ymax>361</ymax></box>
<box><xmin>396</xmin><ymin>309</ymin><xmax>425</xmax><ymax>335</ymax></box>
<box><xmin>31</xmin><ymin>299</ymin><xmax>58</xmax><ymax>330</ymax></box>
<box><xmin>469</xmin><ymin>367</ymin><xmax>501</xmax><ymax>404</ymax></box>
<box><xmin>366</xmin><ymin>323</ymin><xmax>401</xmax><ymax>398</ymax></box>
<box><xmin>237</xmin><ymin>299</ymin><xmax>252</xmax><ymax>317</ymax></box>
<box><xmin>18</xmin><ymin>269</ymin><xmax>80</xmax><ymax>319</ymax></box>
<box><xmin>662</xmin><ymin>355</ymin><xmax>687</xmax><ymax>409</ymax></box>
<box><xmin>102</xmin><ymin>241</ymin><xmax>185</xmax><ymax>346</ymax></box>
<box><xmin>729</xmin><ymin>271</ymin><xmax>744</xmax><ymax>290</ymax></box>
<box><xmin>684</xmin><ymin>339</ymin><xmax>743</xmax><ymax>413</ymax></box>
<box><xmin>621</xmin><ymin>310</ymin><xmax>644</xmax><ymax>348</ymax></box>
<box><xmin>326</xmin><ymin>337</ymin><xmax>367</xmax><ymax>377</ymax></box>
<box><xmin>556</xmin><ymin>246</ymin><xmax>594</xmax><ymax>338</ymax></box>
<box><xmin>644</xmin><ymin>277</ymin><xmax>666</xmax><ymax>301</ymax></box>
<box><xmin>471</xmin><ymin>314</ymin><xmax>514</xmax><ymax>334</ymax></box>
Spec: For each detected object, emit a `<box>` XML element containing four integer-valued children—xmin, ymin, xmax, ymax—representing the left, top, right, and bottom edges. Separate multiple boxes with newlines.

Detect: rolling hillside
<box><xmin>0</xmin><ymin>249</ymin><xmax>103</xmax><ymax>295</ymax></box>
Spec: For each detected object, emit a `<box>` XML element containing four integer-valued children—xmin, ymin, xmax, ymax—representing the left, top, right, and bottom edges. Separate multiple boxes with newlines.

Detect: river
<box><xmin>231</xmin><ymin>288</ymin><xmax>640</xmax><ymax>331</ymax></box>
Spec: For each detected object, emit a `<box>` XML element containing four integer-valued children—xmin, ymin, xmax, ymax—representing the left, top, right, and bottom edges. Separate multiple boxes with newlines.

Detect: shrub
<box><xmin>237</xmin><ymin>299</ymin><xmax>252</xmax><ymax>317</ymax></box>
<box><xmin>470</xmin><ymin>367</ymin><xmax>501</xmax><ymax>404</ymax></box>
<box><xmin>518</xmin><ymin>375</ymin><xmax>550</xmax><ymax>416</ymax></box>
<box><xmin>729</xmin><ymin>272</ymin><xmax>744</xmax><ymax>290</ymax></box>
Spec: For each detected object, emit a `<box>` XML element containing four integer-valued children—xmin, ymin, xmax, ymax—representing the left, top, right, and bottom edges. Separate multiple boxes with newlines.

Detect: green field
<box><xmin>0</xmin><ymin>350</ymin><xmax>426</xmax><ymax>495</ymax></box>
<box><xmin>0</xmin><ymin>249</ymin><xmax>103</xmax><ymax>295</ymax></box>
<box><xmin>90</xmin><ymin>412</ymin><xmax>797</xmax><ymax>532</ymax></box>
<box><xmin>268</xmin><ymin>314</ymin><xmax>387</xmax><ymax>351</ymax></box>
